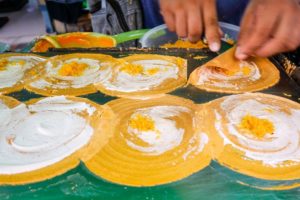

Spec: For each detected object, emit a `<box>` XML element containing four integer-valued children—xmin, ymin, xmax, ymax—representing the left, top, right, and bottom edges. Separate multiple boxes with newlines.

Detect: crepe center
<box><xmin>58</xmin><ymin>61</ymin><xmax>89</xmax><ymax>76</ymax></box>
<box><xmin>129</xmin><ymin>113</ymin><xmax>155</xmax><ymax>131</ymax></box>
<box><xmin>239</xmin><ymin>114</ymin><xmax>274</xmax><ymax>138</ymax></box>
<box><xmin>120</xmin><ymin>64</ymin><xmax>144</xmax><ymax>76</ymax></box>
<box><xmin>98</xmin><ymin>57</ymin><xmax>183</xmax><ymax>93</ymax></box>
<box><xmin>120</xmin><ymin>63</ymin><xmax>160</xmax><ymax>76</ymax></box>
<box><xmin>28</xmin><ymin>57</ymin><xmax>110</xmax><ymax>92</ymax></box>
<box><xmin>125</xmin><ymin>106</ymin><xmax>189</xmax><ymax>155</ymax></box>
<box><xmin>216</xmin><ymin>96</ymin><xmax>300</xmax><ymax>165</ymax></box>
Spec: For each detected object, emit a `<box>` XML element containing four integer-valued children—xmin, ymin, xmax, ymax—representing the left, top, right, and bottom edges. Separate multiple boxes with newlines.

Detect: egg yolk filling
<box><xmin>58</xmin><ymin>62</ymin><xmax>88</xmax><ymax>76</ymax></box>
<box><xmin>120</xmin><ymin>63</ymin><xmax>160</xmax><ymax>76</ymax></box>
<box><xmin>120</xmin><ymin>64</ymin><xmax>143</xmax><ymax>75</ymax></box>
<box><xmin>241</xmin><ymin>65</ymin><xmax>251</xmax><ymax>76</ymax></box>
<box><xmin>239</xmin><ymin>114</ymin><xmax>274</xmax><ymax>138</ymax></box>
<box><xmin>129</xmin><ymin>114</ymin><xmax>155</xmax><ymax>132</ymax></box>
<box><xmin>10</xmin><ymin>60</ymin><xmax>26</xmax><ymax>66</ymax></box>
<box><xmin>146</xmin><ymin>68</ymin><xmax>160</xmax><ymax>75</ymax></box>
<box><xmin>161</xmin><ymin>40</ymin><xmax>207</xmax><ymax>49</ymax></box>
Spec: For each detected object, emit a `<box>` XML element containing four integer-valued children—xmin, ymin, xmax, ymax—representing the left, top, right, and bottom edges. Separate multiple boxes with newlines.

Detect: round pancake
<box><xmin>95</xmin><ymin>54</ymin><xmax>187</xmax><ymax>99</ymax></box>
<box><xmin>202</xmin><ymin>93</ymin><xmax>300</xmax><ymax>181</ymax></box>
<box><xmin>26</xmin><ymin>53</ymin><xmax>115</xmax><ymax>96</ymax></box>
<box><xmin>0</xmin><ymin>96</ymin><xmax>114</xmax><ymax>185</ymax></box>
<box><xmin>189</xmin><ymin>57</ymin><xmax>280</xmax><ymax>93</ymax></box>
<box><xmin>84</xmin><ymin>95</ymin><xmax>211</xmax><ymax>186</ymax></box>
<box><xmin>0</xmin><ymin>53</ymin><xmax>45</xmax><ymax>94</ymax></box>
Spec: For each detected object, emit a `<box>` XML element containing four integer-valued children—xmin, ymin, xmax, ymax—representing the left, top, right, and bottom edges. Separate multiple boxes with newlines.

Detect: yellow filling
<box><xmin>10</xmin><ymin>60</ymin><xmax>26</xmax><ymax>66</ymax></box>
<box><xmin>242</xmin><ymin>66</ymin><xmax>252</xmax><ymax>76</ymax></box>
<box><xmin>239</xmin><ymin>115</ymin><xmax>274</xmax><ymax>138</ymax></box>
<box><xmin>120</xmin><ymin>64</ymin><xmax>160</xmax><ymax>76</ymax></box>
<box><xmin>58</xmin><ymin>61</ymin><xmax>88</xmax><ymax>76</ymax></box>
<box><xmin>161</xmin><ymin>40</ymin><xmax>207</xmax><ymax>49</ymax></box>
<box><xmin>147</xmin><ymin>68</ymin><xmax>160</xmax><ymax>75</ymax></box>
<box><xmin>129</xmin><ymin>114</ymin><xmax>155</xmax><ymax>131</ymax></box>
<box><xmin>0</xmin><ymin>59</ymin><xmax>24</xmax><ymax>71</ymax></box>
<box><xmin>0</xmin><ymin>59</ymin><xmax>8</xmax><ymax>71</ymax></box>
<box><xmin>120</xmin><ymin>64</ymin><xmax>143</xmax><ymax>75</ymax></box>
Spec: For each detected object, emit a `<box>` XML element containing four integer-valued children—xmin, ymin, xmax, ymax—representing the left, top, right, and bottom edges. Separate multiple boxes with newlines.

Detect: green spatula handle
<box><xmin>113</xmin><ymin>29</ymin><xmax>149</xmax><ymax>44</ymax></box>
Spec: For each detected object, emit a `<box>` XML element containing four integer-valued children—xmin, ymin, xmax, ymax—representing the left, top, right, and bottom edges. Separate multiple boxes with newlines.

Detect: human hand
<box><xmin>159</xmin><ymin>0</ymin><xmax>222</xmax><ymax>52</ymax></box>
<box><xmin>236</xmin><ymin>0</ymin><xmax>300</xmax><ymax>60</ymax></box>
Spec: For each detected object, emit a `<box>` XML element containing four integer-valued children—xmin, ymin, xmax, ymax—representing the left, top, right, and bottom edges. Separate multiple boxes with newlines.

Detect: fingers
<box><xmin>237</xmin><ymin>1</ymin><xmax>256</xmax><ymax>48</ymax></box>
<box><xmin>237</xmin><ymin>2</ymin><xmax>278</xmax><ymax>59</ymax></box>
<box><xmin>218</xmin><ymin>27</ymin><xmax>223</xmax><ymax>37</ymax></box>
<box><xmin>255</xmin><ymin>15</ymin><xmax>300</xmax><ymax>57</ymax></box>
<box><xmin>255</xmin><ymin>2</ymin><xmax>300</xmax><ymax>57</ymax></box>
<box><xmin>159</xmin><ymin>0</ymin><xmax>203</xmax><ymax>42</ymax></box>
<box><xmin>236</xmin><ymin>2</ymin><xmax>257</xmax><ymax>59</ymax></box>
<box><xmin>159</xmin><ymin>0</ymin><xmax>176</xmax><ymax>32</ymax></box>
<box><xmin>161</xmin><ymin>10</ymin><xmax>176</xmax><ymax>32</ymax></box>
<box><xmin>175</xmin><ymin>8</ymin><xmax>188</xmax><ymax>37</ymax></box>
<box><xmin>237</xmin><ymin>0</ymin><xmax>300</xmax><ymax>59</ymax></box>
<box><xmin>202</xmin><ymin>0</ymin><xmax>221</xmax><ymax>52</ymax></box>
<box><xmin>159</xmin><ymin>0</ymin><xmax>220</xmax><ymax>50</ymax></box>
<box><xmin>187</xmin><ymin>5</ymin><xmax>203</xmax><ymax>42</ymax></box>
<box><xmin>160</xmin><ymin>0</ymin><xmax>188</xmax><ymax>37</ymax></box>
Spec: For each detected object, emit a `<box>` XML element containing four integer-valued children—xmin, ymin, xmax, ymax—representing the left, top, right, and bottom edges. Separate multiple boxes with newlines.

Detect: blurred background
<box><xmin>0</xmin><ymin>0</ymin><xmax>94</xmax><ymax>50</ymax></box>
